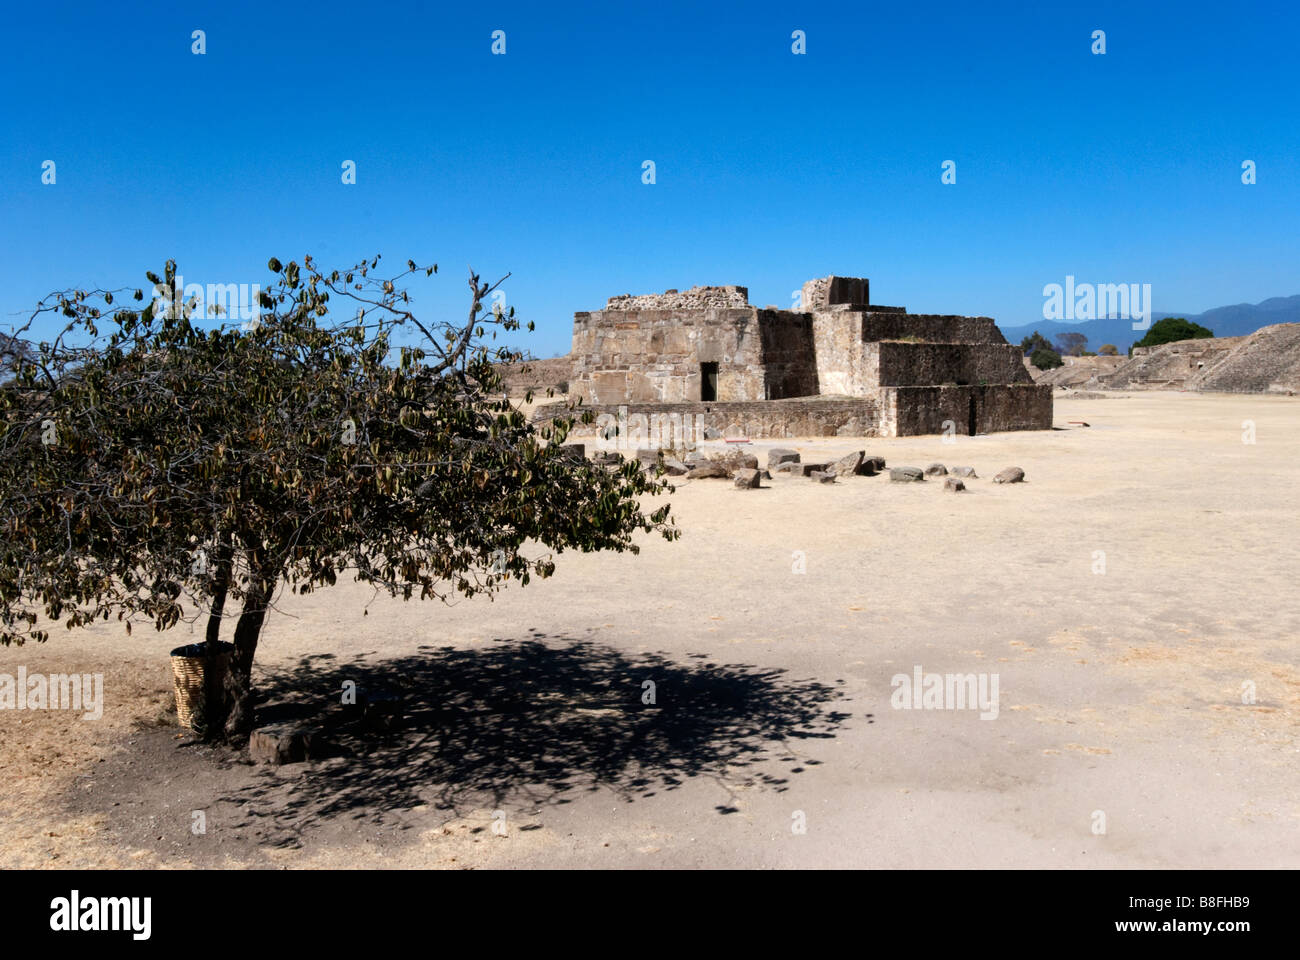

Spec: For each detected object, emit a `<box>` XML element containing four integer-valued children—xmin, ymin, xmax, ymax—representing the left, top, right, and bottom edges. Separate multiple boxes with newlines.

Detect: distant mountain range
<box><xmin>1000</xmin><ymin>295</ymin><xmax>1300</xmax><ymax>353</ymax></box>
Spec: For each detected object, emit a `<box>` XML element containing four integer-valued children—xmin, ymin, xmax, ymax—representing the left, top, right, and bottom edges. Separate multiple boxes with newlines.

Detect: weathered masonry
<box><xmin>547</xmin><ymin>276</ymin><xmax>1052</xmax><ymax>438</ymax></box>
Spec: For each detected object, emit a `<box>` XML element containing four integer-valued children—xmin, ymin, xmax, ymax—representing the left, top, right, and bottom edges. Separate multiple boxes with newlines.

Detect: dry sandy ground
<box><xmin>2</xmin><ymin>390</ymin><xmax>1297</xmax><ymax>869</ymax></box>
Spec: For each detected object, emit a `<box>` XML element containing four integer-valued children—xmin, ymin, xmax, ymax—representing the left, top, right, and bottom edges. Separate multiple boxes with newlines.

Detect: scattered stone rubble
<box><xmin>604</xmin><ymin>285</ymin><xmax>751</xmax><ymax>311</ymax></box>
<box><xmin>585</xmin><ymin>442</ymin><xmax>1026</xmax><ymax>493</ymax></box>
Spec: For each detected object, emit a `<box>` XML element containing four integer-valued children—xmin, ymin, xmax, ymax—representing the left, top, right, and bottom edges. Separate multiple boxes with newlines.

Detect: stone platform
<box><xmin>533</xmin><ymin>397</ymin><xmax>879</xmax><ymax>441</ymax></box>
<box><xmin>533</xmin><ymin>384</ymin><xmax>1052</xmax><ymax>440</ymax></box>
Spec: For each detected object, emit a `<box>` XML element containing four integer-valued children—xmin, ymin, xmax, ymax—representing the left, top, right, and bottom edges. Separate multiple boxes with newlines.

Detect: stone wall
<box><xmin>808</xmin><ymin>312</ymin><xmax>1026</xmax><ymax>396</ymax></box>
<box><xmin>533</xmin><ymin>397</ymin><xmax>880</xmax><ymax>440</ymax></box>
<box><xmin>868</xmin><ymin>342</ymin><xmax>1031</xmax><ymax>387</ymax></box>
<box><xmin>570</xmin><ymin>306</ymin><xmax>762</xmax><ymax>403</ymax></box>
<box><xmin>537</xmin><ymin>383</ymin><xmax>1050</xmax><ymax>440</ymax></box>
<box><xmin>810</xmin><ymin>310</ymin><xmax>868</xmax><ymax>396</ymax></box>
<box><xmin>755</xmin><ymin>310</ymin><xmax>819</xmax><ymax>398</ymax></box>
<box><xmin>879</xmin><ymin>384</ymin><xmax>1053</xmax><ymax>437</ymax></box>
<box><xmin>570</xmin><ymin>305</ymin><xmax>819</xmax><ymax>404</ymax></box>
<box><xmin>858</xmin><ymin>312</ymin><xmax>1008</xmax><ymax>344</ymax></box>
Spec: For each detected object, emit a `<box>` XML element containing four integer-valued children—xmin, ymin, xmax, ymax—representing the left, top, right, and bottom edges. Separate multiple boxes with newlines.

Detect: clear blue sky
<box><xmin>2</xmin><ymin>0</ymin><xmax>1297</xmax><ymax>355</ymax></box>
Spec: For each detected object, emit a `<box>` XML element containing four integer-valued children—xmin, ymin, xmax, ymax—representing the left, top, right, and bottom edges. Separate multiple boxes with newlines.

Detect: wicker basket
<box><xmin>169</xmin><ymin>642</ymin><xmax>233</xmax><ymax>733</ymax></box>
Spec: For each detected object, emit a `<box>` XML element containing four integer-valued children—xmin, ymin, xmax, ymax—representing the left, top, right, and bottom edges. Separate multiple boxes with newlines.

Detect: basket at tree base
<box><xmin>169</xmin><ymin>642</ymin><xmax>233</xmax><ymax>733</ymax></box>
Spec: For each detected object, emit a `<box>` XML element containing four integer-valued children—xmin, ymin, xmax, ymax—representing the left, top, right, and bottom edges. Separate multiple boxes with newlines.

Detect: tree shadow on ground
<box><xmin>230</xmin><ymin>633</ymin><xmax>852</xmax><ymax>845</ymax></box>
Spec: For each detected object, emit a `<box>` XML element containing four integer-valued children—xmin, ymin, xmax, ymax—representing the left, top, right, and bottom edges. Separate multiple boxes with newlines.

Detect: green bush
<box><xmin>1030</xmin><ymin>348</ymin><xmax>1064</xmax><ymax>370</ymax></box>
<box><xmin>1131</xmin><ymin>317</ymin><xmax>1213</xmax><ymax>354</ymax></box>
<box><xmin>1019</xmin><ymin>331</ymin><xmax>1052</xmax><ymax>355</ymax></box>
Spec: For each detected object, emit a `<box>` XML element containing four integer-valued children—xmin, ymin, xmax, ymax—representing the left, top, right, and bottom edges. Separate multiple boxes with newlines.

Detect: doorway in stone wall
<box><xmin>967</xmin><ymin>395</ymin><xmax>977</xmax><ymax>436</ymax></box>
<box><xmin>701</xmin><ymin>362</ymin><xmax>718</xmax><ymax>402</ymax></box>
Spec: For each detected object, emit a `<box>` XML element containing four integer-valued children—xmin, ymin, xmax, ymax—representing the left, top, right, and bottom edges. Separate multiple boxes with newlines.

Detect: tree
<box><xmin>0</xmin><ymin>255</ymin><xmax>677</xmax><ymax>740</ymax></box>
<box><xmin>1098</xmin><ymin>343</ymin><xmax>1119</xmax><ymax>356</ymax></box>
<box><xmin>1030</xmin><ymin>348</ymin><xmax>1063</xmax><ymax>370</ymax></box>
<box><xmin>1054</xmin><ymin>332</ymin><xmax>1087</xmax><ymax>357</ymax></box>
<box><xmin>1131</xmin><ymin>317</ymin><xmax>1214</xmax><ymax>353</ymax></box>
<box><xmin>1019</xmin><ymin>331</ymin><xmax>1052</xmax><ymax>355</ymax></box>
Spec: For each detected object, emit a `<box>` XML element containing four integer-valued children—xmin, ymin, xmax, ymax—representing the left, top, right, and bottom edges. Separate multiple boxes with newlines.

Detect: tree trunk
<box><xmin>192</xmin><ymin>532</ymin><xmax>234</xmax><ymax>741</ymax></box>
<box><xmin>203</xmin><ymin>532</ymin><xmax>233</xmax><ymax>650</ymax></box>
<box><xmin>222</xmin><ymin>575</ymin><xmax>273</xmax><ymax>742</ymax></box>
<box><xmin>210</xmin><ymin>534</ymin><xmax>278</xmax><ymax>744</ymax></box>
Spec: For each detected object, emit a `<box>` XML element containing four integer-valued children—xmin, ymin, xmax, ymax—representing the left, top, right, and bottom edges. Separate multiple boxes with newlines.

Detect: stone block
<box><xmin>249</xmin><ymin>724</ymin><xmax>319</xmax><ymax>765</ymax></box>
<box><xmin>831</xmin><ymin>451</ymin><xmax>864</xmax><ymax>477</ymax></box>
<box><xmin>686</xmin><ymin>463</ymin><xmax>729</xmax><ymax>479</ymax></box>
<box><xmin>802</xmin><ymin>276</ymin><xmax>869</xmax><ymax>309</ymax></box>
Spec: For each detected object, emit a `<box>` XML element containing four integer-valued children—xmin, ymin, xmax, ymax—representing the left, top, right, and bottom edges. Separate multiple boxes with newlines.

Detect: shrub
<box><xmin>1132</xmin><ymin>317</ymin><xmax>1214</xmax><ymax>352</ymax></box>
<box><xmin>1030</xmin><ymin>348</ymin><xmax>1064</xmax><ymax>370</ymax></box>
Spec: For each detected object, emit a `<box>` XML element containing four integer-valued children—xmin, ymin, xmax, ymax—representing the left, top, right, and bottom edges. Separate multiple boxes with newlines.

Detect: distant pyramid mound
<box><xmin>1102</xmin><ymin>322</ymin><xmax>1300</xmax><ymax>393</ymax></box>
<box><xmin>1029</xmin><ymin>355</ymin><xmax>1126</xmax><ymax>389</ymax></box>
<box><xmin>1192</xmin><ymin>323</ymin><xmax>1300</xmax><ymax>393</ymax></box>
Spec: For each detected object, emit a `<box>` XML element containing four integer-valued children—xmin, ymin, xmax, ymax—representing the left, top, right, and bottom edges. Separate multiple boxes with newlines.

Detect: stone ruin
<box><xmin>536</xmin><ymin>275</ymin><xmax>1053</xmax><ymax>438</ymax></box>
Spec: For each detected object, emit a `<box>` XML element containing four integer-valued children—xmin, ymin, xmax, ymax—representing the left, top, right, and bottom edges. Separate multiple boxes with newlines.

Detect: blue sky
<box><xmin>2</xmin><ymin>0</ymin><xmax>1297</xmax><ymax>356</ymax></box>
